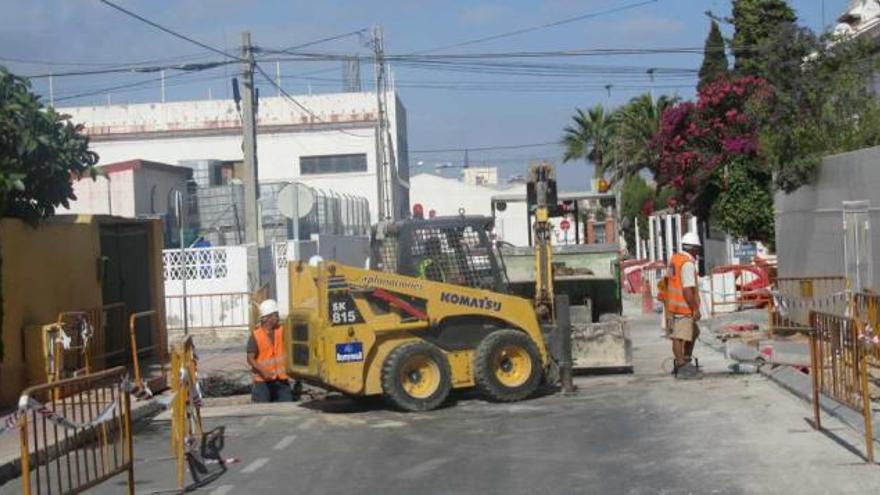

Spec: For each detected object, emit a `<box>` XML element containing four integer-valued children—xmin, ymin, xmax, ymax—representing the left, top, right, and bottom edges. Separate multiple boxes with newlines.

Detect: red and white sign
<box><xmin>560</xmin><ymin>219</ymin><xmax>571</xmax><ymax>231</ymax></box>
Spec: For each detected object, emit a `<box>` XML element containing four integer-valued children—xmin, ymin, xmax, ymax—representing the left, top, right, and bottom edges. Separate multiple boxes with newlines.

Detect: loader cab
<box><xmin>370</xmin><ymin>215</ymin><xmax>509</xmax><ymax>293</ymax></box>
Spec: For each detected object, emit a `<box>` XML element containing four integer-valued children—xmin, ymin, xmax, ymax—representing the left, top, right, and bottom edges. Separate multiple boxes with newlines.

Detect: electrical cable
<box><xmin>411</xmin><ymin>141</ymin><xmax>560</xmax><ymax>153</ymax></box>
<box><xmin>256</xmin><ymin>28</ymin><xmax>368</xmax><ymax>55</ymax></box>
<box><xmin>52</xmin><ymin>69</ymin><xmax>210</xmax><ymax>103</ymax></box>
<box><xmin>412</xmin><ymin>0</ymin><xmax>658</xmax><ymax>53</ymax></box>
<box><xmin>99</xmin><ymin>0</ymin><xmax>242</xmax><ymax>61</ymax></box>
<box><xmin>24</xmin><ymin>61</ymin><xmax>235</xmax><ymax>79</ymax></box>
<box><xmin>0</xmin><ymin>51</ymin><xmax>215</xmax><ymax>68</ymax></box>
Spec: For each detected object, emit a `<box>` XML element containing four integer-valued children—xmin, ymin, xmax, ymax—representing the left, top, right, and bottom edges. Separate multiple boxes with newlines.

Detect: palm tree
<box><xmin>607</xmin><ymin>94</ymin><xmax>678</xmax><ymax>185</ymax></box>
<box><xmin>561</xmin><ymin>104</ymin><xmax>613</xmax><ymax>180</ymax></box>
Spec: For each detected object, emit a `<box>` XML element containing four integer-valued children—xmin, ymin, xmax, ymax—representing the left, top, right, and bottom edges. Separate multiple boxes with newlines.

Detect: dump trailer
<box><xmin>492</xmin><ymin>164</ymin><xmax>631</xmax><ymax>371</ymax></box>
<box><xmin>286</xmin><ymin>215</ymin><xmax>568</xmax><ymax>411</ymax></box>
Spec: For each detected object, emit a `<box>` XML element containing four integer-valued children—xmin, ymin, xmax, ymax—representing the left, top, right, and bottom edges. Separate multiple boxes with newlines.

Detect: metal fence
<box><xmin>164</xmin><ymin>293</ymin><xmax>250</xmax><ymax>331</ymax></box>
<box><xmin>809</xmin><ymin>311</ymin><xmax>875</xmax><ymax>463</ymax></box>
<box><xmin>19</xmin><ymin>367</ymin><xmax>133</xmax><ymax>494</ymax></box>
<box><xmin>708</xmin><ymin>264</ymin><xmax>771</xmax><ymax>315</ymax></box>
<box><xmin>169</xmin><ymin>336</ymin><xmax>226</xmax><ymax>491</ymax></box>
<box><xmin>769</xmin><ymin>276</ymin><xmax>848</xmax><ymax>336</ymax></box>
<box><xmin>853</xmin><ymin>292</ymin><xmax>880</xmax><ymax>368</ymax></box>
<box><xmin>128</xmin><ymin>310</ymin><xmax>166</xmax><ymax>392</ymax></box>
<box><xmin>188</xmin><ymin>182</ymin><xmax>370</xmax><ymax>247</ymax></box>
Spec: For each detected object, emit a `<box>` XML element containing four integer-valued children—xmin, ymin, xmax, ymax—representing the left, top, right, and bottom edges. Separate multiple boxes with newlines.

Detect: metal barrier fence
<box><xmin>708</xmin><ymin>264</ymin><xmax>771</xmax><ymax>315</ymax></box>
<box><xmin>853</xmin><ymin>292</ymin><xmax>880</xmax><ymax>367</ymax></box>
<box><xmin>169</xmin><ymin>336</ymin><xmax>223</xmax><ymax>491</ymax></box>
<box><xmin>47</xmin><ymin>312</ymin><xmax>95</xmax><ymax>385</ymax></box>
<box><xmin>128</xmin><ymin>310</ymin><xmax>167</xmax><ymax>392</ymax></box>
<box><xmin>19</xmin><ymin>367</ymin><xmax>133</xmax><ymax>494</ymax></box>
<box><xmin>91</xmin><ymin>303</ymin><xmax>128</xmax><ymax>369</ymax></box>
<box><xmin>809</xmin><ymin>311</ymin><xmax>875</xmax><ymax>463</ymax></box>
<box><xmin>165</xmin><ymin>293</ymin><xmax>250</xmax><ymax>331</ymax></box>
<box><xmin>769</xmin><ymin>276</ymin><xmax>848</xmax><ymax>336</ymax></box>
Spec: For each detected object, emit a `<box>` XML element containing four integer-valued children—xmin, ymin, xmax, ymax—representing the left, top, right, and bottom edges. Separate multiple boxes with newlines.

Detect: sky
<box><xmin>0</xmin><ymin>0</ymin><xmax>850</xmax><ymax>190</ymax></box>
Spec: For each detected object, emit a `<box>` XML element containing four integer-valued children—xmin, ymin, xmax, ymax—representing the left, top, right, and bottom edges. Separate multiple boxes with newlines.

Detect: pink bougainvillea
<box><xmin>652</xmin><ymin>76</ymin><xmax>769</xmax><ymax>213</ymax></box>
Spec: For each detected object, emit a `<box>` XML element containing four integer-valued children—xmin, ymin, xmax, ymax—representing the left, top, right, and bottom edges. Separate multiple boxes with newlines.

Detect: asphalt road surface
<box><xmin>5</xmin><ymin>313</ymin><xmax>880</xmax><ymax>494</ymax></box>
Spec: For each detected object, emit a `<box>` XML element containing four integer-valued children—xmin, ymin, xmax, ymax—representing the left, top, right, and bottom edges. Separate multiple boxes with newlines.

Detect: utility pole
<box><xmin>160</xmin><ymin>69</ymin><xmax>166</xmax><ymax>103</ymax></box>
<box><xmin>647</xmin><ymin>68</ymin><xmax>655</xmax><ymax>104</ymax></box>
<box><xmin>241</xmin><ymin>31</ymin><xmax>262</xmax><ymax>289</ymax></box>
<box><xmin>49</xmin><ymin>74</ymin><xmax>54</xmax><ymax>106</ymax></box>
<box><xmin>275</xmin><ymin>61</ymin><xmax>282</xmax><ymax>96</ymax></box>
<box><xmin>372</xmin><ymin>25</ymin><xmax>397</xmax><ymax>220</ymax></box>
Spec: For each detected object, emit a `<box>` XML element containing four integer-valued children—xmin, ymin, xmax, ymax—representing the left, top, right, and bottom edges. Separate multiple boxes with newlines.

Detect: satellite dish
<box><xmin>278</xmin><ymin>182</ymin><xmax>315</xmax><ymax>219</ymax></box>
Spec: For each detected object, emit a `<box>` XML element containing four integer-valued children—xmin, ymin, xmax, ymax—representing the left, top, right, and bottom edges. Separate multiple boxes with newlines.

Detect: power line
<box><xmin>51</xmin><ymin>70</ymin><xmax>229</xmax><ymax>103</ymax></box>
<box><xmin>24</xmin><ymin>61</ymin><xmax>234</xmax><ymax>79</ymax></box>
<box><xmin>414</xmin><ymin>0</ymin><xmax>658</xmax><ymax>53</ymax></box>
<box><xmin>410</xmin><ymin>141</ymin><xmax>561</xmax><ymax>153</ymax></box>
<box><xmin>99</xmin><ymin>0</ymin><xmax>241</xmax><ymax>60</ymax></box>
<box><xmin>0</xmin><ymin>51</ymin><xmax>216</xmax><ymax>68</ymax></box>
<box><xmin>256</xmin><ymin>28</ymin><xmax>368</xmax><ymax>55</ymax></box>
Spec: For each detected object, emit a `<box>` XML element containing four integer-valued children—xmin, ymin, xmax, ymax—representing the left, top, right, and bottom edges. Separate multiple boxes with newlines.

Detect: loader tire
<box><xmin>474</xmin><ymin>330</ymin><xmax>542</xmax><ymax>402</ymax></box>
<box><xmin>381</xmin><ymin>341</ymin><xmax>451</xmax><ymax>412</ymax></box>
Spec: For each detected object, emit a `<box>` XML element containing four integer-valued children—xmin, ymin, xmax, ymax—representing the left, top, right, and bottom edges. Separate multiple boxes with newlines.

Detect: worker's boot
<box><xmin>675</xmin><ymin>362</ymin><xmax>702</xmax><ymax>380</ymax></box>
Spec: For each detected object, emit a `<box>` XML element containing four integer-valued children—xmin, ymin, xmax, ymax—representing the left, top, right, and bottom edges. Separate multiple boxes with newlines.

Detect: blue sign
<box><xmin>734</xmin><ymin>242</ymin><xmax>757</xmax><ymax>260</ymax></box>
<box><xmin>335</xmin><ymin>342</ymin><xmax>364</xmax><ymax>363</ymax></box>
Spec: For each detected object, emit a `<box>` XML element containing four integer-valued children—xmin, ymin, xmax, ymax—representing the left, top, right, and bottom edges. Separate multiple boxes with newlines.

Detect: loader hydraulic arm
<box><xmin>529</xmin><ymin>162</ymin><xmax>556</xmax><ymax>322</ymax></box>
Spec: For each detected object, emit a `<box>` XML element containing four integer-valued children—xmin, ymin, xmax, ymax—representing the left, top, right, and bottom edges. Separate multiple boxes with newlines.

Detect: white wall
<box><xmin>132</xmin><ymin>167</ymin><xmax>190</xmax><ymax>216</ymax></box>
<box><xmin>164</xmin><ymin>246</ymin><xmax>249</xmax><ymax>296</ymax></box>
<box><xmin>63</xmin><ymin>169</ymin><xmax>136</xmax><ymax>216</ymax></box>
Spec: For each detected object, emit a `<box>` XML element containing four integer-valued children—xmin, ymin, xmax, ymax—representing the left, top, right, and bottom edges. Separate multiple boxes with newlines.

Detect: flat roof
<box><xmin>99</xmin><ymin>159</ymin><xmax>193</xmax><ymax>176</ymax></box>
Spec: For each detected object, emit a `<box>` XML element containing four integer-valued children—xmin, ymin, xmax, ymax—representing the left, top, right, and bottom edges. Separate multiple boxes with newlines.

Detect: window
<box><xmin>300</xmin><ymin>153</ymin><xmax>368</xmax><ymax>175</ymax></box>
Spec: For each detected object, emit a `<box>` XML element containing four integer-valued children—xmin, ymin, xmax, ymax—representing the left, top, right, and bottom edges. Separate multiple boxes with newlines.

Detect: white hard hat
<box><xmin>308</xmin><ymin>254</ymin><xmax>324</xmax><ymax>267</ymax></box>
<box><xmin>259</xmin><ymin>299</ymin><xmax>279</xmax><ymax>318</ymax></box>
<box><xmin>681</xmin><ymin>232</ymin><xmax>701</xmax><ymax>247</ymax></box>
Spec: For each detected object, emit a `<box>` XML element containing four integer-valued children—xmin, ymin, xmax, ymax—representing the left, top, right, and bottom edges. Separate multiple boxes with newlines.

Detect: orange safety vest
<box><xmin>252</xmin><ymin>325</ymin><xmax>289</xmax><ymax>383</ymax></box>
<box><xmin>666</xmin><ymin>252</ymin><xmax>698</xmax><ymax>316</ymax></box>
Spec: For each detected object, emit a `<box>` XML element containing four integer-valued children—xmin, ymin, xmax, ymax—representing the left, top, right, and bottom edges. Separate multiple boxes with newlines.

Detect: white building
<box><xmin>463</xmin><ymin>167</ymin><xmax>498</xmax><ymax>186</ymax></box>
<box><xmin>835</xmin><ymin>1</ymin><xmax>880</xmax><ymax>38</ymax></box>
<box><xmin>63</xmin><ymin>159</ymin><xmax>192</xmax><ymax>217</ymax></box>
<box><xmin>59</xmin><ymin>91</ymin><xmax>410</xmax><ymax>221</ymax></box>
<box><xmin>409</xmin><ymin>172</ymin><xmax>528</xmax><ymax>245</ymax></box>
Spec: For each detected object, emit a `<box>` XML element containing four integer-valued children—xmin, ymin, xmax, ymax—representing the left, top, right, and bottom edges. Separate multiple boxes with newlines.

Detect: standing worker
<box><xmin>665</xmin><ymin>232</ymin><xmax>702</xmax><ymax>379</ymax></box>
<box><xmin>247</xmin><ymin>299</ymin><xmax>296</xmax><ymax>402</ymax></box>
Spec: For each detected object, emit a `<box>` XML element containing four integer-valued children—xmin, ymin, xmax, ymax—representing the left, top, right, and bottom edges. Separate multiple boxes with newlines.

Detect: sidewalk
<box><xmin>693</xmin><ymin>305</ymin><xmax>880</xmax><ymax>446</ymax></box>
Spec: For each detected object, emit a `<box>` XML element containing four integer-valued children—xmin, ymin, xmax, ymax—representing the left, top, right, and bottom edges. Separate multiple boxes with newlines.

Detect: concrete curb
<box><xmin>0</xmin><ymin>394</ymin><xmax>167</xmax><ymax>486</ymax></box>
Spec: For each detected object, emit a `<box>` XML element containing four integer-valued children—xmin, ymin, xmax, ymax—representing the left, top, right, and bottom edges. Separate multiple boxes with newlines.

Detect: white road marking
<box><xmin>241</xmin><ymin>457</ymin><xmax>270</xmax><ymax>474</ymax></box>
<box><xmin>297</xmin><ymin>417</ymin><xmax>319</xmax><ymax>430</ymax></box>
<box><xmin>273</xmin><ymin>434</ymin><xmax>297</xmax><ymax>450</ymax></box>
<box><xmin>395</xmin><ymin>457</ymin><xmax>452</xmax><ymax>480</ymax></box>
<box><xmin>210</xmin><ymin>485</ymin><xmax>235</xmax><ymax>495</ymax></box>
<box><xmin>255</xmin><ymin>416</ymin><xmax>269</xmax><ymax>427</ymax></box>
<box><xmin>370</xmin><ymin>420</ymin><xmax>406</xmax><ymax>428</ymax></box>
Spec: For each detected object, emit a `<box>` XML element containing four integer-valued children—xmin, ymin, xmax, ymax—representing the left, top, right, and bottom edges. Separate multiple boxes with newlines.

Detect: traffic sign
<box><xmin>560</xmin><ymin>219</ymin><xmax>571</xmax><ymax>231</ymax></box>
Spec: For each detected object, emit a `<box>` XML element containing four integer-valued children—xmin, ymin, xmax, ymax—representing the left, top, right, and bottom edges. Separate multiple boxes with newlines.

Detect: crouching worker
<box><xmin>248</xmin><ymin>299</ymin><xmax>297</xmax><ymax>402</ymax></box>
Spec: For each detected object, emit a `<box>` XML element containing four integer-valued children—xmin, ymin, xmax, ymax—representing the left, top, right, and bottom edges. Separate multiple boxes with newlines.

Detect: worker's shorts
<box><xmin>252</xmin><ymin>379</ymin><xmax>293</xmax><ymax>403</ymax></box>
<box><xmin>666</xmin><ymin>315</ymin><xmax>699</xmax><ymax>342</ymax></box>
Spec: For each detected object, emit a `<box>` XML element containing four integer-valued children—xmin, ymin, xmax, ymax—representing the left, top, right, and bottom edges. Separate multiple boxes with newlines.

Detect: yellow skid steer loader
<box><xmin>286</xmin><ymin>213</ymin><xmax>571</xmax><ymax>411</ymax></box>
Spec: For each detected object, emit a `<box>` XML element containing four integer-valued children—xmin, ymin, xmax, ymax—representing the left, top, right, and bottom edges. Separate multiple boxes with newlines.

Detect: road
<box><xmin>5</xmin><ymin>312</ymin><xmax>880</xmax><ymax>494</ymax></box>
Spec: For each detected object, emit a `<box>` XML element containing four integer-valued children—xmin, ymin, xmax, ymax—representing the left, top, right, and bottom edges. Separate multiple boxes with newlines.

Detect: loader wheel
<box><xmin>474</xmin><ymin>330</ymin><xmax>542</xmax><ymax>402</ymax></box>
<box><xmin>381</xmin><ymin>342</ymin><xmax>451</xmax><ymax>412</ymax></box>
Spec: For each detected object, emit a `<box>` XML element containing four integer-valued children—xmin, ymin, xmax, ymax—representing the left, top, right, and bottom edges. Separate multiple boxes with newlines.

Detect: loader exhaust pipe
<box><xmin>554</xmin><ymin>294</ymin><xmax>576</xmax><ymax>394</ymax></box>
